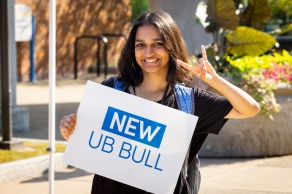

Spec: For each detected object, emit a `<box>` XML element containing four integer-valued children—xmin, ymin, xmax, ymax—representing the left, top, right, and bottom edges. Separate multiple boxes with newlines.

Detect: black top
<box><xmin>91</xmin><ymin>76</ymin><xmax>233</xmax><ymax>194</ymax></box>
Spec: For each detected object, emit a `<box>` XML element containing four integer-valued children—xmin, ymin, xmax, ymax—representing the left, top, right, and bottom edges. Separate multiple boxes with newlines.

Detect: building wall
<box><xmin>15</xmin><ymin>0</ymin><xmax>131</xmax><ymax>81</ymax></box>
<box><xmin>148</xmin><ymin>0</ymin><xmax>212</xmax><ymax>55</ymax></box>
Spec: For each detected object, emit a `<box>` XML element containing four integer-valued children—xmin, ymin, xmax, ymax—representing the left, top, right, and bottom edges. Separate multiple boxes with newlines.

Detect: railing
<box><xmin>74</xmin><ymin>34</ymin><xmax>127</xmax><ymax>79</ymax></box>
<box><xmin>74</xmin><ymin>35</ymin><xmax>108</xmax><ymax>79</ymax></box>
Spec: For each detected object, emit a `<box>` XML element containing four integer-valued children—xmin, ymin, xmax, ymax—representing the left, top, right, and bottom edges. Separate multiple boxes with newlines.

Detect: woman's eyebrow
<box><xmin>135</xmin><ymin>38</ymin><xmax>164</xmax><ymax>42</ymax></box>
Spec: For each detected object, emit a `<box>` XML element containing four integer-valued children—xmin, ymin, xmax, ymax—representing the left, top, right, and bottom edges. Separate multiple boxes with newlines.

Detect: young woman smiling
<box><xmin>59</xmin><ymin>10</ymin><xmax>260</xmax><ymax>194</ymax></box>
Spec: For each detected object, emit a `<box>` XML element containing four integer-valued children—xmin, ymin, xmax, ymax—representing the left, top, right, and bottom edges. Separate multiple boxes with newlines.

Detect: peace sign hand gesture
<box><xmin>177</xmin><ymin>45</ymin><xmax>260</xmax><ymax>119</ymax></box>
<box><xmin>177</xmin><ymin>45</ymin><xmax>217</xmax><ymax>84</ymax></box>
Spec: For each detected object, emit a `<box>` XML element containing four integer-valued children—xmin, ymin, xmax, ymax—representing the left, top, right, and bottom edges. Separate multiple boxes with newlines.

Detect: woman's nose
<box><xmin>145</xmin><ymin>45</ymin><xmax>154</xmax><ymax>56</ymax></box>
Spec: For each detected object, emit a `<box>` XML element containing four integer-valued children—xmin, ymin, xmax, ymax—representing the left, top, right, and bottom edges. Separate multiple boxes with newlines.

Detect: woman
<box><xmin>59</xmin><ymin>10</ymin><xmax>260</xmax><ymax>194</ymax></box>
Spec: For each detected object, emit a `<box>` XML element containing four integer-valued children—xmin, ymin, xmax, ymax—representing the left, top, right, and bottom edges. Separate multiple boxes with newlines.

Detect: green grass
<box><xmin>0</xmin><ymin>141</ymin><xmax>66</xmax><ymax>164</ymax></box>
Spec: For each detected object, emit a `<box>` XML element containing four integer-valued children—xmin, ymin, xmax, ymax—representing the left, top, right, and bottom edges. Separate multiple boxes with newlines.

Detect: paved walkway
<box><xmin>0</xmin><ymin>73</ymin><xmax>291</xmax><ymax>194</ymax></box>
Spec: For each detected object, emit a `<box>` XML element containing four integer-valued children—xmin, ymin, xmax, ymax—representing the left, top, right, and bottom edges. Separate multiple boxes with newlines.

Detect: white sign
<box><xmin>15</xmin><ymin>4</ymin><xmax>32</xmax><ymax>42</ymax></box>
<box><xmin>62</xmin><ymin>81</ymin><xmax>198</xmax><ymax>193</ymax></box>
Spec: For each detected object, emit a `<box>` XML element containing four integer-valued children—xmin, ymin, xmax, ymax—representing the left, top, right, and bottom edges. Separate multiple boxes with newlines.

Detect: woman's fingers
<box><xmin>199</xmin><ymin>58</ymin><xmax>207</xmax><ymax>76</ymax></box>
<box><xmin>68</xmin><ymin>114</ymin><xmax>76</xmax><ymax>126</ymax></box>
<box><xmin>176</xmin><ymin>59</ymin><xmax>190</xmax><ymax>70</ymax></box>
<box><xmin>176</xmin><ymin>59</ymin><xmax>201</xmax><ymax>74</ymax></box>
<box><xmin>177</xmin><ymin>57</ymin><xmax>213</xmax><ymax>83</ymax></box>
<box><xmin>177</xmin><ymin>45</ymin><xmax>215</xmax><ymax>83</ymax></box>
<box><xmin>59</xmin><ymin>114</ymin><xmax>77</xmax><ymax>141</ymax></box>
<box><xmin>199</xmin><ymin>58</ymin><xmax>213</xmax><ymax>81</ymax></box>
<box><xmin>201</xmin><ymin>45</ymin><xmax>208</xmax><ymax>61</ymax></box>
<box><xmin>59</xmin><ymin>122</ymin><xmax>70</xmax><ymax>141</ymax></box>
<box><xmin>60</xmin><ymin>115</ymin><xmax>75</xmax><ymax>129</ymax></box>
<box><xmin>177</xmin><ymin>58</ymin><xmax>207</xmax><ymax>77</ymax></box>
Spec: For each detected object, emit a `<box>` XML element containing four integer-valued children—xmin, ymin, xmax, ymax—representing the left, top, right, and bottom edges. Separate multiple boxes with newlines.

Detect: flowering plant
<box><xmin>262</xmin><ymin>62</ymin><xmax>292</xmax><ymax>83</ymax></box>
<box><xmin>225</xmin><ymin>50</ymin><xmax>292</xmax><ymax>119</ymax></box>
<box><xmin>241</xmin><ymin>70</ymin><xmax>280</xmax><ymax>120</ymax></box>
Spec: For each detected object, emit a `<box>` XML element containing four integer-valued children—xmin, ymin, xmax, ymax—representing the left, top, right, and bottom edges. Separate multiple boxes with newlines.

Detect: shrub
<box><xmin>225</xmin><ymin>50</ymin><xmax>292</xmax><ymax>119</ymax></box>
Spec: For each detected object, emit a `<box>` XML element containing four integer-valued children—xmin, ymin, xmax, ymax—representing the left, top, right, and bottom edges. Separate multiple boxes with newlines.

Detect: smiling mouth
<box><xmin>144</xmin><ymin>59</ymin><xmax>158</xmax><ymax>63</ymax></box>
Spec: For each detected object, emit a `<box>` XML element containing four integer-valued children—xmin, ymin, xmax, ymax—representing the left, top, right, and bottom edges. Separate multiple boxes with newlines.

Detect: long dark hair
<box><xmin>117</xmin><ymin>10</ymin><xmax>193</xmax><ymax>86</ymax></box>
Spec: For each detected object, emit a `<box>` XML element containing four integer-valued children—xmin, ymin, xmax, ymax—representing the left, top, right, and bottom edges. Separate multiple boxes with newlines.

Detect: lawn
<box><xmin>0</xmin><ymin>141</ymin><xmax>66</xmax><ymax>164</ymax></box>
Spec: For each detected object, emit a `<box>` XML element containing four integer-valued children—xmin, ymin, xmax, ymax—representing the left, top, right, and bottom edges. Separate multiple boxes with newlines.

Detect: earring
<box><xmin>132</xmin><ymin>60</ymin><xmax>137</xmax><ymax>70</ymax></box>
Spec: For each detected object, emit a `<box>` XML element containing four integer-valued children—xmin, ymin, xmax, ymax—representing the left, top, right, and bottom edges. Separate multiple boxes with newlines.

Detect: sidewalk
<box><xmin>1</xmin><ymin>155</ymin><xmax>291</xmax><ymax>194</ymax></box>
<box><xmin>0</xmin><ymin>73</ymin><xmax>291</xmax><ymax>194</ymax></box>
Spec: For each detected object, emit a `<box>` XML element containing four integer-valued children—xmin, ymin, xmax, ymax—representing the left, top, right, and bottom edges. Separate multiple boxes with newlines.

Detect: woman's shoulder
<box><xmin>192</xmin><ymin>86</ymin><xmax>220</xmax><ymax>98</ymax></box>
<box><xmin>174</xmin><ymin>83</ymin><xmax>216</xmax><ymax>99</ymax></box>
<box><xmin>192</xmin><ymin>86</ymin><xmax>232</xmax><ymax>115</ymax></box>
<box><xmin>101</xmin><ymin>76</ymin><xmax>116</xmax><ymax>87</ymax></box>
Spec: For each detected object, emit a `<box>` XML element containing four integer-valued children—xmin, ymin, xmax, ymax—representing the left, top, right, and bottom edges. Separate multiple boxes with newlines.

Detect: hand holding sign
<box><xmin>59</xmin><ymin>113</ymin><xmax>76</xmax><ymax>141</ymax></box>
<box><xmin>62</xmin><ymin>81</ymin><xmax>198</xmax><ymax>193</ymax></box>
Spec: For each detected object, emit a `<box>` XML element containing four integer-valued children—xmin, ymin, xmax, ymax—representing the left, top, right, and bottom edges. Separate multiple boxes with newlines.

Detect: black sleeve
<box><xmin>100</xmin><ymin>76</ymin><xmax>116</xmax><ymax>87</ymax></box>
<box><xmin>193</xmin><ymin>87</ymin><xmax>233</xmax><ymax>135</ymax></box>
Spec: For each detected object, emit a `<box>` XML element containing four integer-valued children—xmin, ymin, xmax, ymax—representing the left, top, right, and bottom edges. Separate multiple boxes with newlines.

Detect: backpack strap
<box><xmin>113</xmin><ymin>77</ymin><xmax>128</xmax><ymax>91</ymax></box>
<box><xmin>173</xmin><ymin>84</ymin><xmax>194</xmax><ymax>115</ymax></box>
<box><xmin>173</xmin><ymin>83</ymin><xmax>200</xmax><ymax>194</ymax></box>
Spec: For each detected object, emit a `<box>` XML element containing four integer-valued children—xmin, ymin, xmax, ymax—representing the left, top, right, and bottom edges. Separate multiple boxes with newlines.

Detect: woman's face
<box><xmin>134</xmin><ymin>24</ymin><xmax>170</xmax><ymax>76</ymax></box>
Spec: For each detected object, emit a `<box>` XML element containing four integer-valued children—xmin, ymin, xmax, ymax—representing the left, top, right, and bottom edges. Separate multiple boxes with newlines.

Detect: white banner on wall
<box><xmin>14</xmin><ymin>4</ymin><xmax>32</xmax><ymax>42</ymax></box>
<box><xmin>62</xmin><ymin>81</ymin><xmax>198</xmax><ymax>193</ymax></box>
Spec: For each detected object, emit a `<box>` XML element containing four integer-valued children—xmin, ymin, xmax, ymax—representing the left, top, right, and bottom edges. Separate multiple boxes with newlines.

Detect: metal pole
<box><xmin>0</xmin><ymin>0</ymin><xmax>12</xmax><ymax>142</ymax></box>
<box><xmin>48</xmin><ymin>0</ymin><xmax>56</xmax><ymax>193</ymax></box>
<box><xmin>97</xmin><ymin>39</ymin><xmax>101</xmax><ymax>77</ymax></box>
<box><xmin>29</xmin><ymin>15</ymin><xmax>36</xmax><ymax>82</ymax></box>
<box><xmin>103</xmin><ymin>39</ymin><xmax>108</xmax><ymax>79</ymax></box>
<box><xmin>74</xmin><ymin>37</ymin><xmax>78</xmax><ymax>79</ymax></box>
<box><xmin>9</xmin><ymin>0</ymin><xmax>17</xmax><ymax>108</ymax></box>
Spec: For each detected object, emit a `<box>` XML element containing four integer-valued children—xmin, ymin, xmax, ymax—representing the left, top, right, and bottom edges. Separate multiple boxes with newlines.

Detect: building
<box><xmin>15</xmin><ymin>0</ymin><xmax>131</xmax><ymax>81</ymax></box>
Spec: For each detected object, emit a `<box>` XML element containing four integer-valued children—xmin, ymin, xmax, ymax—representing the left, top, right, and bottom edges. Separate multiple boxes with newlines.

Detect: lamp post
<box><xmin>0</xmin><ymin>0</ymin><xmax>23</xmax><ymax>150</ymax></box>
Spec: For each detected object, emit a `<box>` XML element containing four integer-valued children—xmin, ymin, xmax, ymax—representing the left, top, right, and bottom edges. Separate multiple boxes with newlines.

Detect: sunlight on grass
<box><xmin>0</xmin><ymin>141</ymin><xmax>66</xmax><ymax>164</ymax></box>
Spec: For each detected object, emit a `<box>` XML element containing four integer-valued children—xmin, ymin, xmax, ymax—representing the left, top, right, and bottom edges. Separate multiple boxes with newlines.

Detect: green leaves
<box><xmin>226</xmin><ymin>26</ymin><xmax>276</xmax><ymax>56</ymax></box>
<box><xmin>226</xmin><ymin>54</ymin><xmax>273</xmax><ymax>73</ymax></box>
<box><xmin>198</xmin><ymin>0</ymin><xmax>276</xmax><ymax>57</ymax></box>
<box><xmin>205</xmin><ymin>0</ymin><xmax>239</xmax><ymax>32</ymax></box>
<box><xmin>240</xmin><ymin>0</ymin><xmax>272</xmax><ymax>30</ymax></box>
<box><xmin>196</xmin><ymin>0</ymin><xmax>290</xmax><ymax>119</ymax></box>
<box><xmin>268</xmin><ymin>23</ymin><xmax>292</xmax><ymax>35</ymax></box>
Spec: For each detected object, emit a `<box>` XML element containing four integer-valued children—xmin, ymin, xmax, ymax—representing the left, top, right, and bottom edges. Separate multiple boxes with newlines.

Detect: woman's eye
<box><xmin>135</xmin><ymin>43</ymin><xmax>144</xmax><ymax>48</ymax></box>
<box><xmin>154</xmin><ymin>42</ymin><xmax>164</xmax><ymax>47</ymax></box>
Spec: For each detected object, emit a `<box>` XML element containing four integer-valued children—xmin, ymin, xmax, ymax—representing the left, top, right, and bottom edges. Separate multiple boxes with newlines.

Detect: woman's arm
<box><xmin>207</xmin><ymin>75</ymin><xmax>260</xmax><ymax>118</ymax></box>
<box><xmin>177</xmin><ymin>45</ymin><xmax>260</xmax><ymax>119</ymax></box>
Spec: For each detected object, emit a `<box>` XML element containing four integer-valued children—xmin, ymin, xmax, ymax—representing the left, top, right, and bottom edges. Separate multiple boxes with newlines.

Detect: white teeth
<box><xmin>145</xmin><ymin>59</ymin><xmax>157</xmax><ymax>63</ymax></box>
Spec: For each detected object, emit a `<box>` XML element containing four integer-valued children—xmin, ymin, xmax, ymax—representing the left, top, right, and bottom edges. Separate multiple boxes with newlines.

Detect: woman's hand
<box><xmin>176</xmin><ymin>45</ymin><xmax>216</xmax><ymax>84</ymax></box>
<box><xmin>59</xmin><ymin>114</ymin><xmax>76</xmax><ymax>141</ymax></box>
<box><xmin>177</xmin><ymin>45</ymin><xmax>260</xmax><ymax>118</ymax></box>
